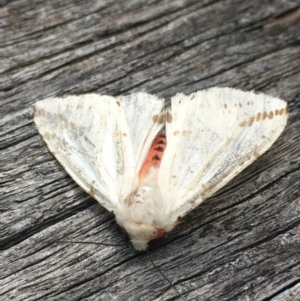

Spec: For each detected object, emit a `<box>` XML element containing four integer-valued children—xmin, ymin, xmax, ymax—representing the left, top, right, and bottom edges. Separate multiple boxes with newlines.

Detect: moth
<box><xmin>34</xmin><ymin>87</ymin><xmax>288</xmax><ymax>250</ymax></box>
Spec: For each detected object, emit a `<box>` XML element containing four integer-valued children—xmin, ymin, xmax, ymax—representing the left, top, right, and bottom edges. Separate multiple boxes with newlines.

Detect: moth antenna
<box><xmin>146</xmin><ymin>249</ymin><xmax>187</xmax><ymax>301</ymax></box>
<box><xmin>56</xmin><ymin>239</ymin><xmax>125</xmax><ymax>247</ymax></box>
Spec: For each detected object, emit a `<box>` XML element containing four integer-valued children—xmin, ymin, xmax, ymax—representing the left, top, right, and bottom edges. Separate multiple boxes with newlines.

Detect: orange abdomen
<box><xmin>139</xmin><ymin>133</ymin><xmax>167</xmax><ymax>180</ymax></box>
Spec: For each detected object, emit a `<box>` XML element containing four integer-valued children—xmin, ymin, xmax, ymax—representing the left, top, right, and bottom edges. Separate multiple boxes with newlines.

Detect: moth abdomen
<box><xmin>139</xmin><ymin>133</ymin><xmax>167</xmax><ymax>181</ymax></box>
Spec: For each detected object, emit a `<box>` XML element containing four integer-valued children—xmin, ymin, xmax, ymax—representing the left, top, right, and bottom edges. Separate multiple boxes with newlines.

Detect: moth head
<box><xmin>121</xmin><ymin>221</ymin><xmax>165</xmax><ymax>251</ymax></box>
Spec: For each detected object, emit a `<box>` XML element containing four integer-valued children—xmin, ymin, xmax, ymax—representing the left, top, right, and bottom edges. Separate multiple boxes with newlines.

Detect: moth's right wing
<box><xmin>159</xmin><ymin>87</ymin><xmax>288</xmax><ymax>219</ymax></box>
<box><xmin>34</xmin><ymin>93</ymin><xmax>165</xmax><ymax>211</ymax></box>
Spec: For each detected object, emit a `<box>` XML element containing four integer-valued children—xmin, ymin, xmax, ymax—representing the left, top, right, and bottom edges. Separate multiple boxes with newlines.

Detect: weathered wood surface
<box><xmin>1</xmin><ymin>0</ymin><xmax>300</xmax><ymax>300</ymax></box>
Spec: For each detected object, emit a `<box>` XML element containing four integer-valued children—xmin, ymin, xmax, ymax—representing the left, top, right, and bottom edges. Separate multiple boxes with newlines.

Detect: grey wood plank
<box><xmin>1</xmin><ymin>0</ymin><xmax>300</xmax><ymax>300</ymax></box>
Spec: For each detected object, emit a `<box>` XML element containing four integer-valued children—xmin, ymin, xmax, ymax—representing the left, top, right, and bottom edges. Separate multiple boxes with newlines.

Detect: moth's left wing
<box><xmin>158</xmin><ymin>87</ymin><xmax>288</xmax><ymax>219</ymax></box>
<box><xmin>34</xmin><ymin>93</ymin><xmax>165</xmax><ymax>211</ymax></box>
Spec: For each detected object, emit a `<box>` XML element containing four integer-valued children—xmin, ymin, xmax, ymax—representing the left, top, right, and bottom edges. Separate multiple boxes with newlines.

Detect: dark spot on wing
<box><xmin>268</xmin><ymin>111</ymin><xmax>274</xmax><ymax>119</ymax></box>
<box><xmin>256</xmin><ymin>112</ymin><xmax>261</xmax><ymax>121</ymax></box>
<box><xmin>166</xmin><ymin>111</ymin><xmax>172</xmax><ymax>123</ymax></box>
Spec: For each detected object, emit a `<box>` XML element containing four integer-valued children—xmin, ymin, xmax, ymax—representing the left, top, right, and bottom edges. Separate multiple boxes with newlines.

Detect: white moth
<box><xmin>34</xmin><ymin>87</ymin><xmax>288</xmax><ymax>251</ymax></box>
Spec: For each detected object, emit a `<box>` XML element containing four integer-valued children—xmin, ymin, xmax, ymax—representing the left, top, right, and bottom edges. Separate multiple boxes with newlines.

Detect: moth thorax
<box><xmin>116</xmin><ymin>170</ymin><xmax>167</xmax><ymax>250</ymax></box>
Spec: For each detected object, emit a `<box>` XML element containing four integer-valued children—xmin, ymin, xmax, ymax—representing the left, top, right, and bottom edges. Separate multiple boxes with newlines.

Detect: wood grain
<box><xmin>1</xmin><ymin>0</ymin><xmax>300</xmax><ymax>300</ymax></box>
